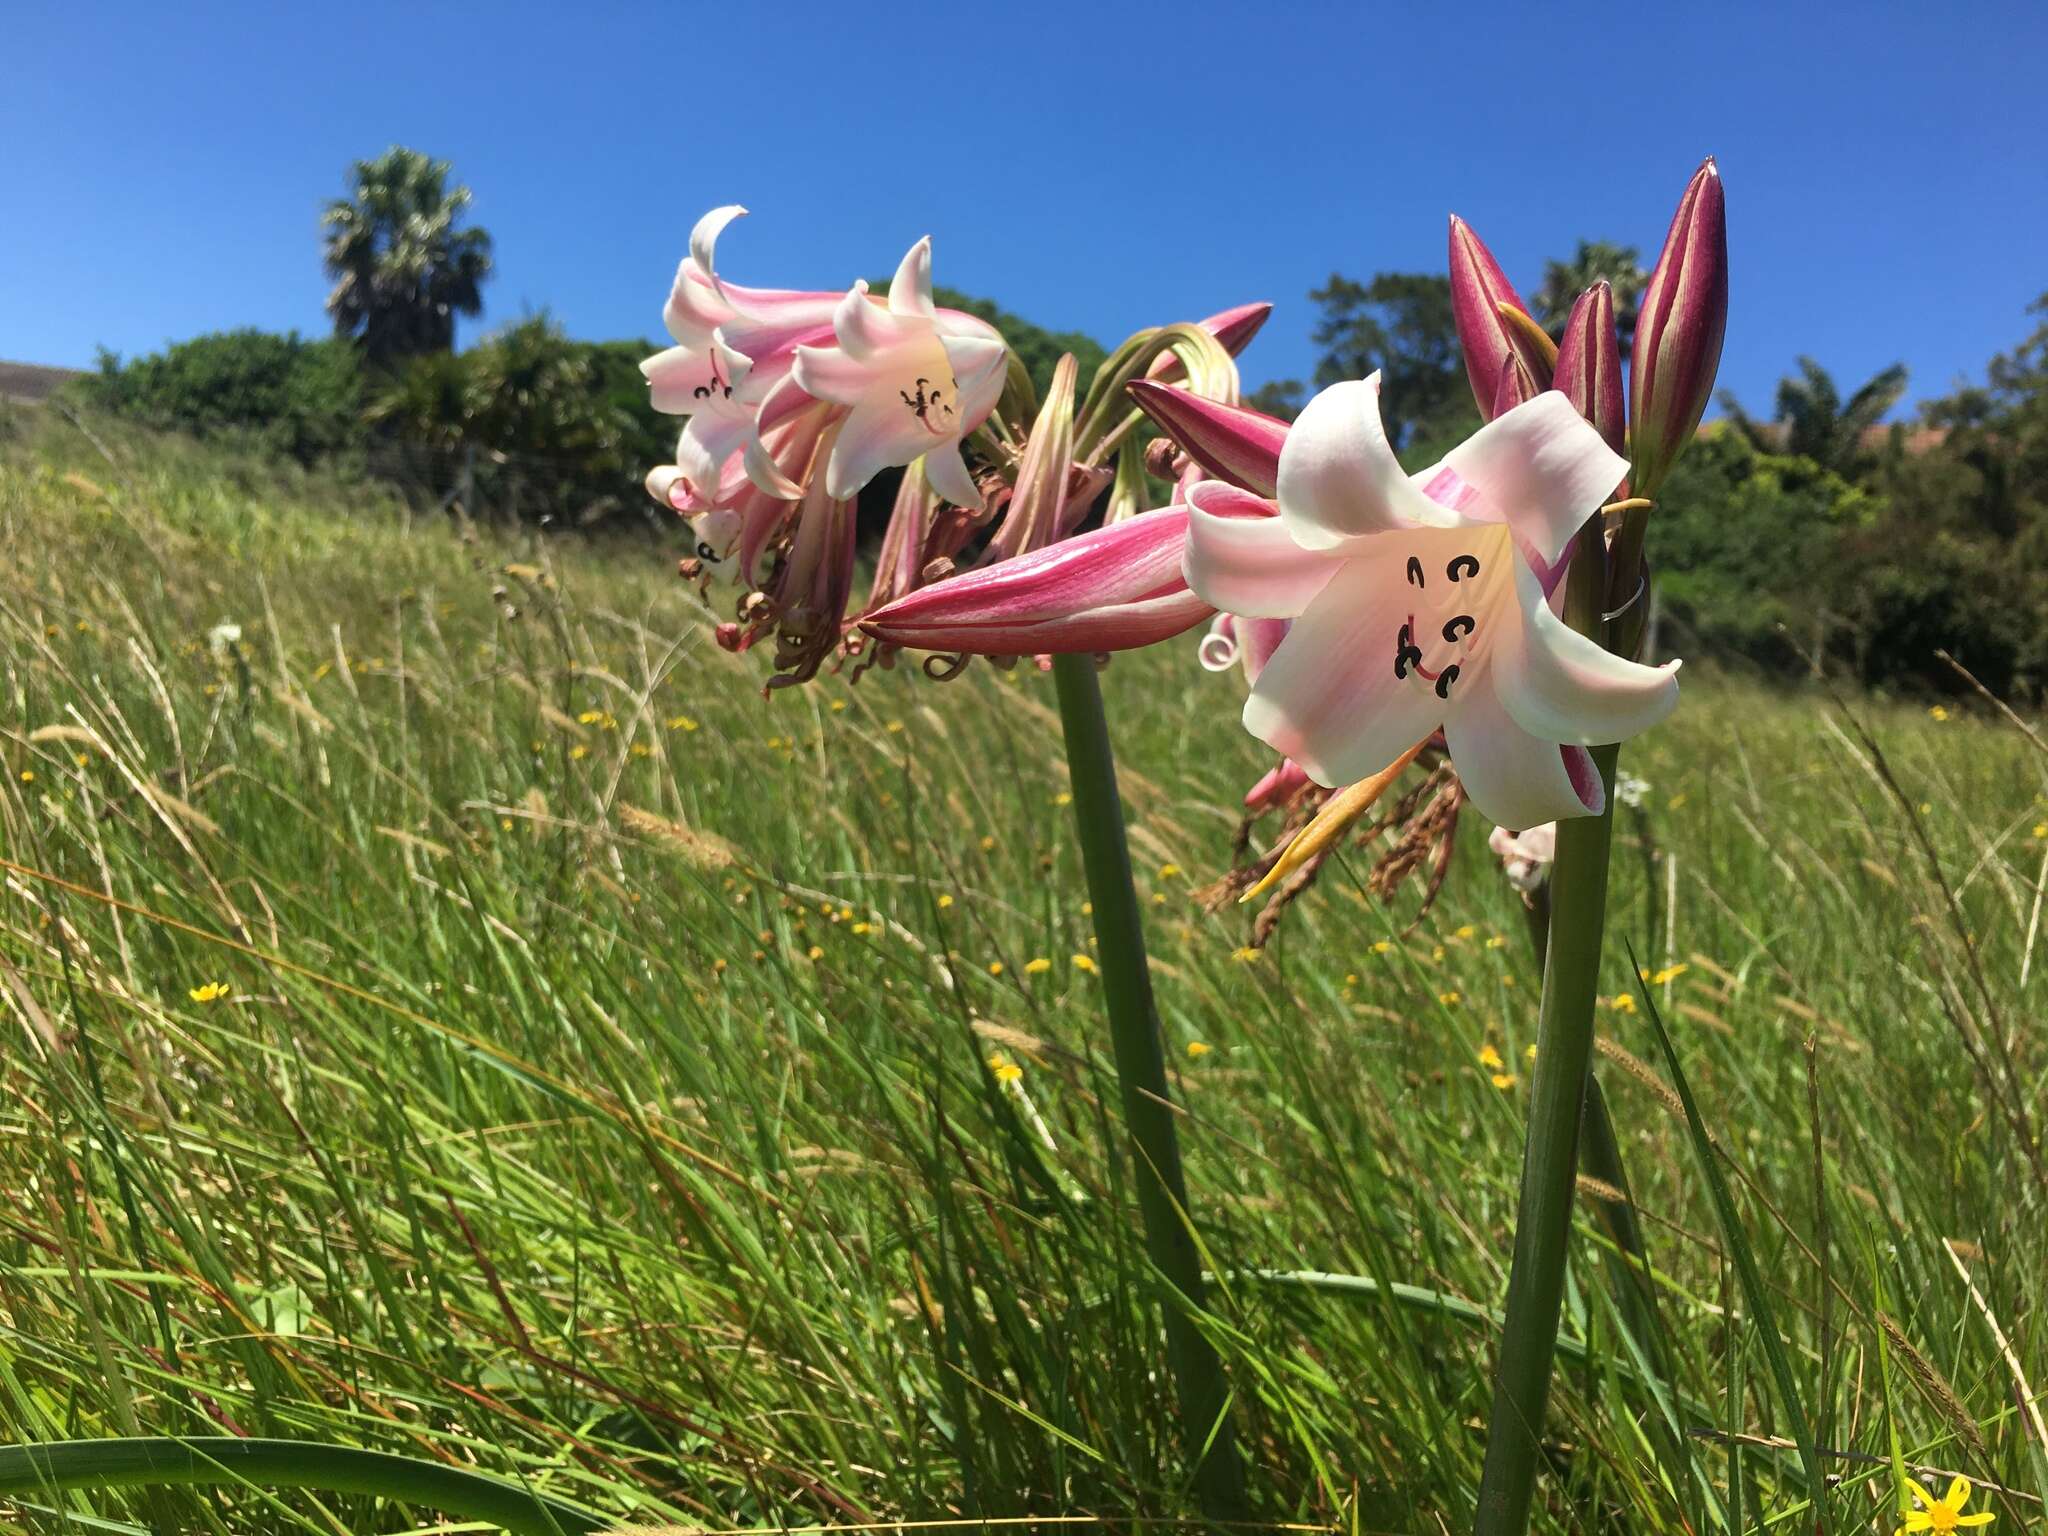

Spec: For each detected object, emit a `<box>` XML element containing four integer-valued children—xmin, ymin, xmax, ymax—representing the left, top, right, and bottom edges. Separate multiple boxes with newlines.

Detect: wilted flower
<box><xmin>1488</xmin><ymin>822</ymin><xmax>1556</xmax><ymax>892</ymax></box>
<box><xmin>1183</xmin><ymin>374</ymin><xmax>1681</xmax><ymax>827</ymax></box>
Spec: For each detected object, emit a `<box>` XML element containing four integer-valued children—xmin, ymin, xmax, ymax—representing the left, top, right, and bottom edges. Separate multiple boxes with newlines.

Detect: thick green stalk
<box><xmin>1049</xmin><ymin>652</ymin><xmax>1246</xmax><ymax>1520</ymax></box>
<box><xmin>0</xmin><ymin>1438</ymin><xmax>607</xmax><ymax>1534</ymax></box>
<box><xmin>1473</xmin><ymin>742</ymin><xmax>1618</xmax><ymax>1536</ymax></box>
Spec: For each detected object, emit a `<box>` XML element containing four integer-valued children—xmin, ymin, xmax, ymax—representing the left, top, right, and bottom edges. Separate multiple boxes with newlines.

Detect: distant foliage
<box><xmin>367</xmin><ymin>317</ymin><xmax>668</xmax><ymax>525</ymax></box>
<box><xmin>75</xmin><ymin>329</ymin><xmax>365</xmax><ymax>465</ymax></box>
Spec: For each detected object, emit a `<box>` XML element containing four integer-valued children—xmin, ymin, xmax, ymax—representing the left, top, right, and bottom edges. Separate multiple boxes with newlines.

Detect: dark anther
<box><xmin>1406</xmin><ymin>555</ymin><xmax>1425</xmax><ymax>588</ymax></box>
<box><xmin>696</xmin><ymin>541</ymin><xmax>721</xmax><ymax>563</ymax></box>
<box><xmin>900</xmin><ymin>377</ymin><xmax>936</xmax><ymax>424</ymax></box>
<box><xmin>1434</xmin><ymin>663</ymin><xmax>1460</xmax><ymax>699</ymax></box>
<box><xmin>1442</xmin><ymin>613</ymin><xmax>1474</xmax><ymax>642</ymax></box>
<box><xmin>1447</xmin><ymin>553</ymin><xmax>1480</xmax><ymax>582</ymax></box>
<box><xmin>1394</xmin><ymin>621</ymin><xmax>1424</xmax><ymax>680</ymax></box>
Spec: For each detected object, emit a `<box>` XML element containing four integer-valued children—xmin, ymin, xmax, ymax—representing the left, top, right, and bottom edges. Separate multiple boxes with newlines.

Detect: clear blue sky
<box><xmin>6</xmin><ymin>1</ymin><xmax>2045</xmax><ymax>419</ymax></box>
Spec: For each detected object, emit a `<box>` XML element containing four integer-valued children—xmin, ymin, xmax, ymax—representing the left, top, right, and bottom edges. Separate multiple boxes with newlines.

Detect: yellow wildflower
<box><xmin>1491</xmin><ymin>1072</ymin><xmax>1518</xmax><ymax>1090</ymax></box>
<box><xmin>1054</xmin><ymin>791</ymin><xmax>1073</xmax><ymax>806</ymax></box>
<box><xmin>830</xmin><ymin>699</ymin><xmax>847</xmax><ymax>712</ymax></box>
<box><xmin>1610</xmin><ymin>992</ymin><xmax>1637</xmax><ymax>1014</ymax></box>
<box><xmin>980</xmin><ymin>835</ymin><xmax>997</xmax><ymax>852</ymax></box>
<box><xmin>1438</xmin><ymin>990</ymin><xmax>1461</xmax><ymax>1006</ymax></box>
<box><xmin>1929</xmin><ymin>705</ymin><xmax>1950</xmax><ymax>722</ymax></box>
<box><xmin>852</xmin><ymin>922</ymin><xmax>872</xmax><ymax>936</ymax></box>
<box><xmin>885</xmin><ymin>719</ymin><xmax>905</xmax><ymax>734</ymax></box>
<box><xmin>1455</xmin><ymin>924</ymin><xmax>1476</xmax><ymax>939</ymax></box>
<box><xmin>807</xmin><ymin>945</ymin><xmax>825</xmax><ymax>961</ymax></box>
<box><xmin>987</xmin><ymin>1052</ymin><xmax>1023</xmax><ymax>1085</ymax></box>
<box><xmin>569</xmin><ymin>744</ymin><xmax>590</xmax><ymax>760</ymax></box>
<box><xmin>1025</xmin><ymin>957</ymin><xmax>1053</xmax><ymax>974</ymax></box>
<box><xmin>936</xmin><ymin>893</ymin><xmax>955</xmax><ymax>909</ymax></box>
<box><xmin>1080</xmin><ymin>901</ymin><xmax>1092</xmax><ymax>916</ymax></box>
<box><xmin>987</xmin><ymin>960</ymin><xmax>1005</xmax><ymax>977</ymax></box>
<box><xmin>667</xmin><ymin>715</ymin><xmax>699</xmax><ymax>732</ymax></box>
<box><xmin>1897</xmin><ymin>1474</ymin><xmax>1992</xmax><ymax>1533</ymax></box>
<box><xmin>1230</xmin><ymin>947</ymin><xmax>1261</xmax><ymax>963</ymax></box>
<box><xmin>18</xmin><ymin>770</ymin><xmax>33</xmax><ymax>784</ymax></box>
<box><xmin>189</xmin><ymin>982</ymin><xmax>230</xmax><ymax>1003</ymax></box>
<box><xmin>2033</xmin><ymin>823</ymin><xmax>2047</xmax><ymax>840</ymax></box>
<box><xmin>1524</xmin><ymin>1042</ymin><xmax>1538</xmax><ymax>1062</ymax></box>
<box><xmin>1371</xmin><ymin>939</ymin><xmax>1393</xmax><ymax>954</ymax></box>
<box><xmin>1485</xmin><ymin>934</ymin><xmax>1507</xmax><ymax>950</ymax></box>
<box><xmin>1157</xmin><ymin>862</ymin><xmax>1182</xmax><ymax>879</ymax></box>
<box><xmin>1477</xmin><ymin>1044</ymin><xmax>1505</xmax><ymax>1070</ymax></box>
<box><xmin>1073</xmin><ymin>953</ymin><xmax>1099</xmax><ymax>974</ymax></box>
<box><xmin>1187</xmin><ymin>1041</ymin><xmax>1213</xmax><ymax>1059</ymax></box>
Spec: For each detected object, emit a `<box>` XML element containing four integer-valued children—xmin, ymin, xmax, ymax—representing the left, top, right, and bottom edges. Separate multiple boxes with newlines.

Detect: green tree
<box><xmin>323</xmin><ymin>147</ymin><xmax>493</xmax><ymax>371</ymax></box>
<box><xmin>1531</xmin><ymin>240</ymin><xmax>1645</xmax><ymax>349</ymax></box>
<box><xmin>1719</xmin><ymin>356</ymin><xmax>1909</xmax><ymax>479</ymax></box>
<box><xmin>1303</xmin><ymin>272</ymin><xmax>1475</xmax><ymax>451</ymax></box>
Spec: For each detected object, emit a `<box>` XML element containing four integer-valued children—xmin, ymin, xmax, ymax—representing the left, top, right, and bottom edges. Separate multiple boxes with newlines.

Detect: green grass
<box><xmin>3</xmin><ymin>400</ymin><xmax>2046</xmax><ymax>1534</ymax></box>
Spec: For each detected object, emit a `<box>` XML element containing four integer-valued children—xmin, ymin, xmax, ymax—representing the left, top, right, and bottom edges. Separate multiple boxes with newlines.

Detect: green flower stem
<box><xmin>1473</xmin><ymin>742</ymin><xmax>1619</xmax><ymax>1536</ymax></box>
<box><xmin>0</xmin><ymin>1437</ymin><xmax>608</xmax><ymax>1534</ymax></box>
<box><xmin>1049</xmin><ymin>652</ymin><xmax>1246</xmax><ymax>1520</ymax></box>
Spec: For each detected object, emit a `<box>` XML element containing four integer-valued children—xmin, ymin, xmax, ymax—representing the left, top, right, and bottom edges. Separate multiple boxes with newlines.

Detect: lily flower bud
<box><xmin>1450</xmin><ymin>216</ymin><xmax>1549</xmax><ymax>416</ymax></box>
<box><xmin>1629</xmin><ymin>158</ymin><xmax>1728</xmax><ymax>497</ymax></box>
<box><xmin>861</xmin><ymin>507</ymin><xmax>1213</xmax><ymax>658</ymax></box>
<box><xmin>1126</xmin><ymin>380</ymin><xmax>1287</xmax><ymax>495</ymax></box>
<box><xmin>1146</xmin><ymin>302</ymin><xmax>1275</xmax><ymax>385</ymax></box>
<box><xmin>1552</xmin><ymin>282</ymin><xmax>1626</xmax><ymax>462</ymax></box>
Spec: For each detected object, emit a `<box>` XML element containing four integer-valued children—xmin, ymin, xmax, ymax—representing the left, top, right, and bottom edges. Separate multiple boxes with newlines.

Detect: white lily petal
<box><xmin>1183</xmin><ymin>481</ymin><xmax>1345</xmax><ymax>619</ymax></box>
<box><xmin>689</xmin><ymin>205</ymin><xmax>747</xmax><ymax>301</ymax></box>
<box><xmin>642</xmin><ymin>344</ymin><xmax>713</xmax><ymax>414</ymax></box>
<box><xmin>676</xmin><ymin>406</ymin><xmax>754</xmax><ymax>494</ymax></box>
<box><xmin>827</xmin><ymin>400</ymin><xmax>945</xmax><ymax>500</ymax></box>
<box><xmin>791</xmin><ymin>343</ymin><xmax>874</xmax><ymax>407</ymax></box>
<box><xmin>1242</xmin><ymin>557</ymin><xmax>1444</xmax><ymax>787</ymax></box>
<box><xmin>743</xmin><ymin>433</ymin><xmax>805</xmax><ymax>499</ymax></box>
<box><xmin>1498</xmin><ymin>560</ymin><xmax>1682</xmax><ymax>745</ymax></box>
<box><xmin>940</xmin><ymin>332</ymin><xmax>1008</xmax><ymax>417</ymax></box>
<box><xmin>1443</xmin><ymin>690</ymin><xmax>1605</xmax><ymax>825</ymax></box>
<box><xmin>888</xmin><ymin>237</ymin><xmax>937</xmax><ymax>317</ymax></box>
<box><xmin>832</xmin><ymin>281</ymin><xmax>921</xmax><ymax>363</ymax></box>
<box><xmin>1439</xmin><ymin>392</ymin><xmax>1629</xmax><ymax>566</ymax></box>
<box><xmin>1277</xmin><ymin>373</ymin><xmax>1457</xmax><ymax>551</ymax></box>
<box><xmin>922</xmin><ymin>443</ymin><xmax>982</xmax><ymax>509</ymax></box>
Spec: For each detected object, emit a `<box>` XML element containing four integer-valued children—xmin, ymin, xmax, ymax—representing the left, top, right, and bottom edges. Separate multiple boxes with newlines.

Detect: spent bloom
<box><xmin>1183</xmin><ymin>374</ymin><xmax>1681</xmax><ymax>827</ymax></box>
<box><xmin>1488</xmin><ymin>822</ymin><xmax>1557</xmax><ymax>892</ymax></box>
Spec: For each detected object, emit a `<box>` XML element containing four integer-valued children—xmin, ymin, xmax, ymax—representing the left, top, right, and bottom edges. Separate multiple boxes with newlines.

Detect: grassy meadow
<box><xmin>3</xmin><ymin>400</ymin><xmax>2046</xmax><ymax>1534</ymax></box>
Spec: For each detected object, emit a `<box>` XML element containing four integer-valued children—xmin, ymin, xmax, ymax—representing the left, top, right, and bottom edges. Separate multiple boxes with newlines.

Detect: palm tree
<box><xmin>1720</xmin><ymin>357</ymin><xmax>1909</xmax><ymax>477</ymax></box>
<box><xmin>1531</xmin><ymin>240</ymin><xmax>1645</xmax><ymax>350</ymax></box>
<box><xmin>322</xmin><ymin>148</ymin><xmax>493</xmax><ymax>371</ymax></box>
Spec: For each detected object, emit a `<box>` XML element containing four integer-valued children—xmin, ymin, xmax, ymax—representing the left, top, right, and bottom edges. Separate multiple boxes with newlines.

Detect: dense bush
<box><xmin>74</xmin><ymin>329</ymin><xmax>365</xmax><ymax>466</ymax></box>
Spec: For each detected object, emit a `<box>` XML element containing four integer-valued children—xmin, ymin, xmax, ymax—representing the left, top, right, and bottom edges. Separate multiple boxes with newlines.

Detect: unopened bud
<box><xmin>1629</xmin><ymin>158</ymin><xmax>1728</xmax><ymax>497</ymax></box>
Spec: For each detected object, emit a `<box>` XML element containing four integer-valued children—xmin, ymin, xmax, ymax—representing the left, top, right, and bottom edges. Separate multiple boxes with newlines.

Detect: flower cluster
<box><xmin>644</xmin><ymin>209</ymin><xmax>1272</xmax><ymax>688</ymax></box>
<box><xmin>642</xmin><ymin>208</ymin><xmax>1007</xmax><ymax>686</ymax></box>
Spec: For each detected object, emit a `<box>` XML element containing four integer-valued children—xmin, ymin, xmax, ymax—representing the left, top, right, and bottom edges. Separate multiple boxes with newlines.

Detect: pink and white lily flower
<box><xmin>640</xmin><ymin>206</ymin><xmax>841</xmax><ymax>510</ymax></box>
<box><xmin>1182</xmin><ymin>374</ymin><xmax>1682</xmax><ymax>827</ymax></box>
<box><xmin>785</xmin><ymin>237</ymin><xmax>1007</xmax><ymax>508</ymax></box>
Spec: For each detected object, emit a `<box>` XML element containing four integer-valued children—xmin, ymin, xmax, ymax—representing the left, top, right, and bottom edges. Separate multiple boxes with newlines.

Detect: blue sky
<box><xmin>6</xmin><ymin>1</ymin><xmax>2045</xmax><ymax>419</ymax></box>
